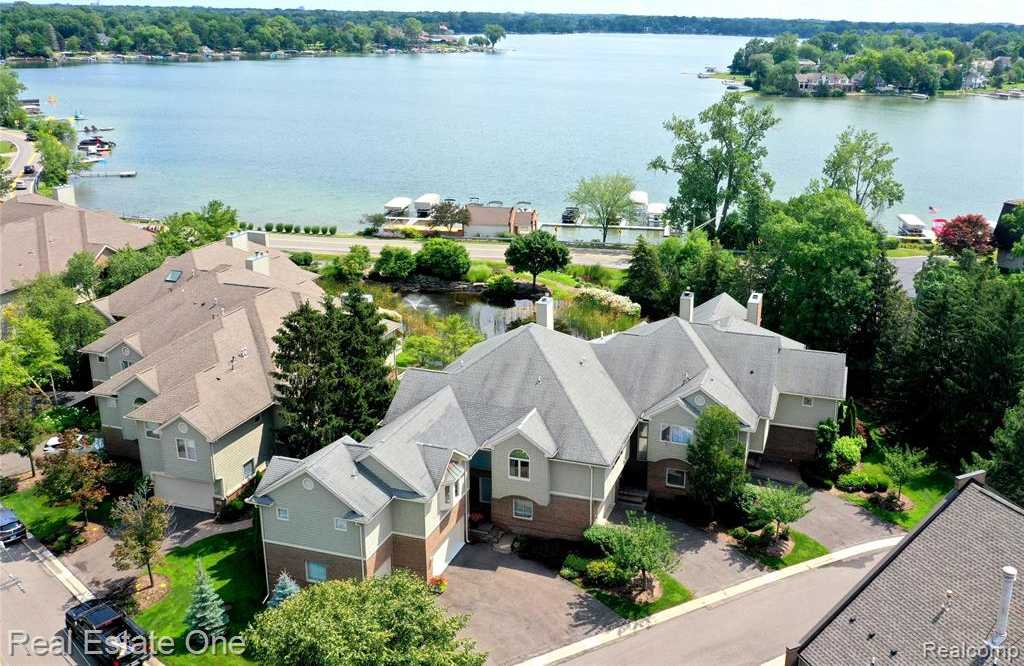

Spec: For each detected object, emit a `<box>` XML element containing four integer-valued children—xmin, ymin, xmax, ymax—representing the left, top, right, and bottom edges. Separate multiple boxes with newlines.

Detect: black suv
<box><xmin>65</xmin><ymin>600</ymin><xmax>151</xmax><ymax>665</ymax></box>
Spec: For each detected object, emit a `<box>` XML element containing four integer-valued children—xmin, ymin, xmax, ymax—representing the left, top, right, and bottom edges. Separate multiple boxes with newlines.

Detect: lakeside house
<box><xmin>965</xmin><ymin>69</ymin><xmax>988</xmax><ymax>89</ymax></box>
<box><xmin>249</xmin><ymin>291</ymin><xmax>846</xmax><ymax>588</ymax></box>
<box><xmin>464</xmin><ymin>203</ymin><xmax>538</xmax><ymax>238</ymax></box>
<box><xmin>795</xmin><ymin>72</ymin><xmax>853</xmax><ymax>93</ymax></box>
<box><xmin>0</xmin><ymin>194</ymin><xmax>154</xmax><ymax>307</ymax></box>
<box><xmin>787</xmin><ymin>471</ymin><xmax>1023</xmax><ymax>666</ymax></box>
<box><xmin>993</xmin><ymin>199</ymin><xmax>1023</xmax><ymax>272</ymax></box>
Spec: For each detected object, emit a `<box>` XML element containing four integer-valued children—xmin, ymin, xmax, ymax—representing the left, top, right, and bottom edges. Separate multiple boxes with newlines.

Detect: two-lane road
<box><xmin>1</xmin><ymin>128</ymin><xmax>40</xmax><ymax>196</ymax></box>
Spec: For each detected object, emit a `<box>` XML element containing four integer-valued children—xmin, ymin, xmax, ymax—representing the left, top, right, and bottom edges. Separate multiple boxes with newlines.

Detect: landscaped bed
<box><xmin>841</xmin><ymin>448</ymin><xmax>953</xmax><ymax>529</ymax></box>
<box><xmin>560</xmin><ymin>553</ymin><xmax>694</xmax><ymax>620</ymax></box>
<box><xmin>0</xmin><ymin>485</ymin><xmax>113</xmax><ymax>553</ymax></box>
<box><xmin>133</xmin><ymin>529</ymin><xmax>264</xmax><ymax>665</ymax></box>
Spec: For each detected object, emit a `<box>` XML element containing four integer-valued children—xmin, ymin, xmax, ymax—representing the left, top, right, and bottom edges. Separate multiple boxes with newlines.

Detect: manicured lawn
<box><xmin>750</xmin><ymin>530</ymin><xmax>829</xmax><ymax>570</ymax></box>
<box><xmin>0</xmin><ymin>140</ymin><xmax>15</xmax><ymax>153</ymax></box>
<box><xmin>134</xmin><ymin>530</ymin><xmax>263</xmax><ymax>665</ymax></box>
<box><xmin>886</xmin><ymin>247</ymin><xmax>933</xmax><ymax>257</ymax></box>
<box><xmin>0</xmin><ymin>486</ymin><xmax>80</xmax><ymax>544</ymax></box>
<box><xmin>844</xmin><ymin>448</ymin><xmax>954</xmax><ymax>530</ymax></box>
<box><xmin>586</xmin><ymin>571</ymin><xmax>693</xmax><ymax>620</ymax></box>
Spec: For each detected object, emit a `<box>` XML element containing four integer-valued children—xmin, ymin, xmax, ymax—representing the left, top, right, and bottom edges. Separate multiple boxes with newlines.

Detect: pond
<box><xmin>400</xmin><ymin>292</ymin><xmax>538</xmax><ymax>338</ymax></box>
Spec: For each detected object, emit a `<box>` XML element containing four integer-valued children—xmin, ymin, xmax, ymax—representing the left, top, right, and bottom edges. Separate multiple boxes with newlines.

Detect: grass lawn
<box><xmin>750</xmin><ymin>530</ymin><xmax>829</xmax><ymax>570</ymax></box>
<box><xmin>585</xmin><ymin>571</ymin><xmax>693</xmax><ymax>620</ymax></box>
<box><xmin>844</xmin><ymin>448</ymin><xmax>954</xmax><ymax>530</ymax></box>
<box><xmin>0</xmin><ymin>485</ymin><xmax>114</xmax><ymax>545</ymax></box>
<box><xmin>134</xmin><ymin>530</ymin><xmax>263</xmax><ymax>665</ymax></box>
<box><xmin>0</xmin><ymin>140</ymin><xmax>15</xmax><ymax>153</ymax></box>
<box><xmin>886</xmin><ymin>247</ymin><xmax>933</xmax><ymax>257</ymax></box>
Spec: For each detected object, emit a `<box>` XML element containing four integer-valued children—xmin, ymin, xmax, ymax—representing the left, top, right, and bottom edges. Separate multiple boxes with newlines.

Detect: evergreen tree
<box><xmin>268</xmin><ymin>571</ymin><xmax>301</xmax><ymax>608</ymax></box>
<box><xmin>969</xmin><ymin>390</ymin><xmax>1024</xmax><ymax>507</ymax></box>
<box><xmin>689</xmin><ymin>405</ymin><xmax>748</xmax><ymax>520</ymax></box>
<box><xmin>333</xmin><ymin>288</ymin><xmax>396</xmax><ymax>441</ymax></box>
<box><xmin>617</xmin><ymin>238</ymin><xmax>666</xmax><ymax>319</ymax></box>
<box><xmin>185</xmin><ymin>561</ymin><xmax>229</xmax><ymax>639</ymax></box>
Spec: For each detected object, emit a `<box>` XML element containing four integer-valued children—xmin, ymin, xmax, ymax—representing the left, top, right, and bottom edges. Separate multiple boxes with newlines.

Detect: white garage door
<box><xmin>431</xmin><ymin>517</ymin><xmax>466</xmax><ymax>576</ymax></box>
<box><xmin>153</xmin><ymin>475</ymin><xmax>215</xmax><ymax>513</ymax></box>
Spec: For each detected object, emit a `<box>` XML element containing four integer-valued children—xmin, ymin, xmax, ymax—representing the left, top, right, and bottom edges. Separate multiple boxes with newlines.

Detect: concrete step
<box><xmin>493</xmin><ymin>532</ymin><xmax>515</xmax><ymax>554</ymax></box>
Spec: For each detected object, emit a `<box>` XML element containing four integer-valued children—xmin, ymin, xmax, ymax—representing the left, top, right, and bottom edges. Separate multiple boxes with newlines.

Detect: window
<box><xmin>802</xmin><ymin>396</ymin><xmax>815</xmax><ymax>408</ymax></box>
<box><xmin>133</xmin><ymin>397</ymin><xmax>147</xmax><ymax>407</ymax></box>
<box><xmin>175</xmin><ymin>438</ymin><xmax>197</xmax><ymax>461</ymax></box>
<box><xmin>242</xmin><ymin>459</ymin><xmax>255</xmax><ymax>479</ymax></box>
<box><xmin>97</xmin><ymin>355</ymin><xmax>106</xmax><ymax>363</ymax></box>
<box><xmin>479</xmin><ymin>477</ymin><xmax>492</xmax><ymax>504</ymax></box>
<box><xmin>121</xmin><ymin>359</ymin><xmax>132</xmax><ymax>370</ymax></box>
<box><xmin>144</xmin><ymin>422</ymin><xmax>159</xmax><ymax>439</ymax></box>
<box><xmin>660</xmin><ymin>425</ymin><xmax>693</xmax><ymax>445</ymax></box>
<box><xmin>508</xmin><ymin>449</ymin><xmax>530</xmax><ymax>480</ymax></box>
<box><xmin>305</xmin><ymin>561</ymin><xmax>327</xmax><ymax>583</ymax></box>
<box><xmin>443</xmin><ymin>484</ymin><xmax>453</xmax><ymax>506</ymax></box>
<box><xmin>666</xmin><ymin>469</ymin><xmax>687</xmax><ymax>489</ymax></box>
<box><xmin>512</xmin><ymin>498</ymin><xmax>534</xmax><ymax>520</ymax></box>
<box><xmin>276</xmin><ymin>507</ymin><xmax>289</xmax><ymax>521</ymax></box>
<box><xmin>333</xmin><ymin>517</ymin><xmax>347</xmax><ymax>531</ymax></box>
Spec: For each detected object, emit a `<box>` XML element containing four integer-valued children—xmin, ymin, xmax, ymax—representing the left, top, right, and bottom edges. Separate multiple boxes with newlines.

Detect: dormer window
<box><xmin>508</xmin><ymin>449</ymin><xmax>530</xmax><ymax>480</ymax></box>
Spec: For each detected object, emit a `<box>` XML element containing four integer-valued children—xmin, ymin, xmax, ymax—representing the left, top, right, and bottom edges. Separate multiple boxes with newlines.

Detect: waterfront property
<box><xmin>0</xmin><ymin>193</ymin><xmax>153</xmax><ymax>307</ymax></box>
<box><xmin>787</xmin><ymin>471</ymin><xmax>1024</xmax><ymax>666</ymax></box>
<box><xmin>464</xmin><ymin>203</ymin><xmax>538</xmax><ymax>238</ymax></box>
<box><xmin>795</xmin><ymin>72</ymin><xmax>854</xmax><ymax>93</ymax></box>
<box><xmin>250</xmin><ymin>291</ymin><xmax>847</xmax><ymax>588</ymax></box>
<box><xmin>994</xmin><ymin>199</ymin><xmax>1023</xmax><ymax>272</ymax></box>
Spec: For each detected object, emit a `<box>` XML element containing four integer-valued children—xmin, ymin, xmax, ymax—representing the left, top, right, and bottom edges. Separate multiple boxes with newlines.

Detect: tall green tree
<box><xmin>99</xmin><ymin>246</ymin><xmax>166</xmax><ymax>296</ymax></box>
<box><xmin>617</xmin><ymin>237</ymin><xmax>665</xmax><ymax>318</ymax></box>
<box><xmin>689</xmin><ymin>405</ymin><xmax>748</xmax><ymax>520</ymax></box>
<box><xmin>968</xmin><ymin>390</ymin><xmax>1024</xmax><ymax>506</ymax></box>
<box><xmin>185</xmin><ymin>562</ymin><xmax>229</xmax><ymax>640</ymax></box>
<box><xmin>156</xmin><ymin>200</ymin><xmax>239</xmax><ymax>251</ymax></box>
<box><xmin>402</xmin><ymin>315</ymin><xmax>483</xmax><ymax>369</ymax></box>
<box><xmin>584</xmin><ymin>512</ymin><xmax>678</xmax><ymax>593</ymax></box>
<box><xmin>267</xmin><ymin>571</ymin><xmax>300</xmax><ymax>608</ymax></box>
<box><xmin>0</xmin><ymin>66</ymin><xmax>27</xmax><ymax>127</ymax></box>
<box><xmin>0</xmin><ymin>309</ymin><xmax>67</xmax><ymax>398</ymax></box>
<box><xmin>881</xmin><ymin>444</ymin><xmax>934</xmax><ymax>505</ymax></box>
<box><xmin>0</xmin><ymin>385</ymin><xmax>42</xmax><ymax>477</ymax></box>
<box><xmin>62</xmin><ymin>251</ymin><xmax>102</xmax><ymax>300</ymax></box>
<box><xmin>111</xmin><ymin>479</ymin><xmax>173</xmax><ymax>587</ymax></box>
<box><xmin>568</xmin><ymin>174</ymin><xmax>637</xmax><ymax>244</ymax></box>
<box><xmin>650</xmin><ymin>94</ymin><xmax>779</xmax><ymax>237</ymax></box>
<box><xmin>243</xmin><ymin>571</ymin><xmax>485</xmax><ymax>666</ymax></box>
<box><xmin>483</xmin><ymin>24</ymin><xmax>506</xmax><ymax>48</ymax></box>
<box><xmin>428</xmin><ymin>201</ymin><xmax>470</xmax><ymax>232</ymax></box>
<box><xmin>741</xmin><ymin>482</ymin><xmax>812</xmax><ymax>537</ymax></box>
<box><xmin>504</xmin><ymin>231</ymin><xmax>569</xmax><ymax>289</ymax></box>
<box><xmin>814</xmin><ymin>127</ymin><xmax>904</xmax><ymax>215</ymax></box>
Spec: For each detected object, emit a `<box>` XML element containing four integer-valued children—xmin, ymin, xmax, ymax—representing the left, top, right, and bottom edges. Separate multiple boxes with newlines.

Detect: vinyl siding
<box><xmin>647</xmin><ymin>402</ymin><xmax>698</xmax><ymax>463</ymax></box>
<box><xmin>137</xmin><ymin>424</ymin><xmax>164</xmax><ymax>474</ymax></box>
<box><xmin>773</xmin><ymin>394</ymin><xmax>839</xmax><ymax>430</ymax></box>
<box><xmin>391</xmin><ymin>498</ymin><xmax>426</xmax><ymax>537</ymax></box>
<box><xmin>550</xmin><ymin>460</ymin><xmax>595</xmax><ymax>498</ymax></box>
<box><xmin>210</xmin><ymin>410</ymin><xmax>272</xmax><ymax>498</ymax></box>
<box><xmin>261</xmin><ymin>477</ymin><xmax>364</xmax><ymax>558</ymax></box>
<box><xmin>490</xmin><ymin>433</ymin><xmax>551</xmax><ymax>506</ymax></box>
<box><xmin>157</xmin><ymin>419</ymin><xmax>212</xmax><ymax>484</ymax></box>
<box><xmin>750</xmin><ymin>417</ymin><xmax>770</xmax><ymax>454</ymax></box>
<box><xmin>114</xmin><ymin>380</ymin><xmax>155</xmax><ymax>441</ymax></box>
<box><xmin>602</xmin><ymin>444</ymin><xmax>628</xmax><ymax>497</ymax></box>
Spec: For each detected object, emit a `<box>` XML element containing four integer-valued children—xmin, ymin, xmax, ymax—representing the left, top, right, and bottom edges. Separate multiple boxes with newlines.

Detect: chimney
<box><xmin>225</xmin><ymin>230</ymin><xmax>248</xmax><ymax>252</ymax></box>
<box><xmin>535</xmin><ymin>296</ymin><xmax>554</xmax><ymax>330</ymax></box>
<box><xmin>679</xmin><ymin>292</ymin><xmax>695</xmax><ymax>322</ymax></box>
<box><xmin>246</xmin><ymin>229</ymin><xmax>271</xmax><ymax>250</ymax></box>
<box><xmin>987</xmin><ymin>566</ymin><xmax>1017</xmax><ymax>648</ymax></box>
<box><xmin>746</xmin><ymin>292</ymin><xmax>763</xmax><ymax>326</ymax></box>
<box><xmin>246</xmin><ymin>251</ymin><xmax>270</xmax><ymax>275</ymax></box>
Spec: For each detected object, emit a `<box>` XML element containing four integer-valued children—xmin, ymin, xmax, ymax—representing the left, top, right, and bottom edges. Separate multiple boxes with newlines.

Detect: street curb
<box><xmin>516</xmin><ymin>536</ymin><xmax>904</xmax><ymax>666</ymax></box>
<box><xmin>23</xmin><ymin>534</ymin><xmax>94</xmax><ymax>603</ymax></box>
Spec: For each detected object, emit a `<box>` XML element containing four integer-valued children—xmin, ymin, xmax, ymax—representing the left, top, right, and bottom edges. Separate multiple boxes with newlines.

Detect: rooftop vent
<box><xmin>986</xmin><ymin>565</ymin><xmax>1017</xmax><ymax>649</ymax></box>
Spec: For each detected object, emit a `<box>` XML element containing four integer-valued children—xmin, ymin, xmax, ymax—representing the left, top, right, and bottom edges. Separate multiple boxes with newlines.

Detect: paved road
<box><xmin>0</xmin><ymin>541</ymin><xmax>81</xmax><ymax>665</ymax></box>
<box><xmin>0</xmin><ymin>128</ymin><xmax>40</xmax><ymax>196</ymax></box>
<box><xmin>268</xmin><ymin>233</ymin><xmax>632</xmax><ymax>268</ymax></box>
<box><xmin>558</xmin><ymin>550</ymin><xmax>887</xmax><ymax>666</ymax></box>
<box><xmin>889</xmin><ymin>256</ymin><xmax>928</xmax><ymax>297</ymax></box>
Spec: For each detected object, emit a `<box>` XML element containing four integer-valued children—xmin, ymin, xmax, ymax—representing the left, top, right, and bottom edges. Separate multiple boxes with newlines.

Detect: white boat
<box><xmin>628</xmin><ymin>190</ymin><xmax>649</xmax><ymax>207</ymax></box>
<box><xmin>910</xmin><ymin>93</ymin><xmax>929</xmax><ymax>100</ymax></box>
<box><xmin>414</xmin><ymin>193</ymin><xmax>442</xmax><ymax>215</ymax></box>
<box><xmin>383</xmin><ymin>196</ymin><xmax>412</xmax><ymax>216</ymax></box>
<box><xmin>897</xmin><ymin>213</ymin><xmax>936</xmax><ymax>240</ymax></box>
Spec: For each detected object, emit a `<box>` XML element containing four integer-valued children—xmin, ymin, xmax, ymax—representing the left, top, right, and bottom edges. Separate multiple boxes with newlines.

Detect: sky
<box><xmin>22</xmin><ymin>0</ymin><xmax>1024</xmax><ymax>25</ymax></box>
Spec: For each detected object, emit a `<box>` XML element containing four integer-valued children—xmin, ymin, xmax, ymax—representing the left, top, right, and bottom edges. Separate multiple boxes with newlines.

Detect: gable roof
<box><xmin>1</xmin><ymin>194</ymin><xmax>153</xmax><ymax>294</ymax></box>
<box><xmin>796</xmin><ymin>478</ymin><xmax>1024</xmax><ymax>666</ymax></box>
<box><xmin>466</xmin><ymin>206</ymin><xmax>513</xmax><ymax>228</ymax></box>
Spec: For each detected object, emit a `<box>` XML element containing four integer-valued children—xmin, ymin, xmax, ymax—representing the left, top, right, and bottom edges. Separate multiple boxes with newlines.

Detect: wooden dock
<box><xmin>77</xmin><ymin>170</ymin><xmax>137</xmax><ymax>178</ymax></box>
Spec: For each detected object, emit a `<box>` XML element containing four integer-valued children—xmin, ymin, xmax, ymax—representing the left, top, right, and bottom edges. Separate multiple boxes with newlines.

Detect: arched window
<box><xmin>133</xmin><ymin>397</ymin><xmax>147</xmax><ymax>407</ymax></box>
<box><xmin>508</xmin><ymin>448</ymin><xmax>530</xmax><ymax>480</ymax></box>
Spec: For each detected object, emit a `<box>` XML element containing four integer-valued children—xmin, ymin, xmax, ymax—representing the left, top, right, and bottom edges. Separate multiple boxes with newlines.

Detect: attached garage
<box><xmin>153</xmin><ymin>475</ymin><xmax>215</xmax><ymax>513</ymax></box>
<box><xmin>431</xmin><ymin>517</ymin><xmax>466</xmax><ymax>576</ymax></box>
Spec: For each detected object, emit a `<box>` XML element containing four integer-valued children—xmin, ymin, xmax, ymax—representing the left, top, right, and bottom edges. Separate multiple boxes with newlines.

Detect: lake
<box><xmin>15</xmin><ymin>33</ymin><xmax>1024</xmax><ymax>231</ymax></box>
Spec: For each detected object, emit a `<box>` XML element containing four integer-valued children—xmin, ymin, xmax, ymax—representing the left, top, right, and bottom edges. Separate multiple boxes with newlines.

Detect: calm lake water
<box><xmin>16</xmin><ymin>33</ymin><xmax>1024</xmax><ymax>231</ymax></box>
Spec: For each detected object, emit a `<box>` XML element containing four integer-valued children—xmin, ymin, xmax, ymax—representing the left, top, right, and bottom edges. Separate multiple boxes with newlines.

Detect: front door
<box><xmin>621</xmin><ymin>425</ymin><xmax>648</xmax><ymax>490</ymax></box>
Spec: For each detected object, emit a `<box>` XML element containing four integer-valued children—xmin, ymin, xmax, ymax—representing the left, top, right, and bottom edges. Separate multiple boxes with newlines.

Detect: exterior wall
<box><xmin>602</xmin><ymin>445</ymin><xmax>628</xmax><ymax>498</ymax></box>
<box><xmin>391</xmin><ymin>494</ymin><xmax>467</xmax><ymax>578</ymax></box>
<box><xmin>765</xmin><ymin>425</ymin><xmax>817</xmax><ymax>463</ymax></box>
<box><xmin>260</xmin><ymin>477</ymin><xmax>363</xmax><ymax>559</ymax></box>
<box><xmin>749</xmin><ymin>417</ymin><xmax>770</xmax><ymax>454</ymax></box>
<box><xmin>391</xmin><ymin>498</ymin><xmax>426</xmax><ymax>538</ymax></box>
<box><xmin>550</xmin><ymin>460</ymin><xmax>596</xmax><ymax>499</ymax></box>
<box><xmin>492</xmin><ymin>494</ymin><xmax>598</xmax><ymax>540</ymax></box>
<box><xmin>114</xmin><ymin>380</ymin><xmax>156</xmax><ymax>442</ymax></box>
<box><xmin>363</xmin><ymin>504</ymin><xmax>392</xmax><ymax>560</ymax></box>
<box><xmin>540</xmin><ymin>223</ymin><xmax>669</xmax><ymax>246</ymax></box>
<box><xmin>425</xmin><ymin>494</ymin><xmax>467</xmax><ymax>573</ymax></box>
<box><xmin>137</xmin><ymin>426</ymin><xmax>164</xmax><ymax>475</ymax></box>
<box><xmin>210</xmin><ymin>410</ymin><xmax>273</xmax><ymax>499</ymax></box>
<box><xmin>490</xmin><ymin>433</ymin><xmax>551</xmax><ymax>506</ymax></box>
<box><xmin>773</xmin><ymin>394</ymin><xmax>839</xmax><ymax>430</ymax></box>
<box><xmin>647</xmin><ymin>402</ymin><xmax>697</xmax><ymax>464</ymax></box>
<box><xmin>264</xmin><ymin>541</ymin><xmax>362</xmax><ymax>587</ymax></box>
<box><xmin>155</xmin><ymin>419</ymin><xmax>213</xmax><ymax>484</ymax></box>
<box><xmin>87</xmin><ymin>344</ymin><xmax>143</xmax><ymax>385</ymax></box>
<box><xmin>648</xmin><ymin>459</ymin><xmax>692</xmax><ymax>499</ymax></box>
<box><xmin>365</xmin><ymin>534</ymin><xmax>393</xmax><ymax>577</ymax></box>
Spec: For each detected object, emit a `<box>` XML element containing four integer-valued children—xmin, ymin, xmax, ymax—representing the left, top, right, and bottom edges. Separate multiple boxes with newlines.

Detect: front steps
<box><xmin>617</xmin><ymin>486</ymin><xmax>648</xmax><ymax>512</ymax></box>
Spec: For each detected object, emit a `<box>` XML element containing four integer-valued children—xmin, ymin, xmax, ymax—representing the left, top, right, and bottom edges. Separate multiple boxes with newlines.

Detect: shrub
<box><xmin>567</xmin><ymin>263</ymin><xmax>613</xmax><ymax>287</ymax></box>
<box><xmin>103</xmin><ymin>461</ymin><xmax>143</xmax><ymax>496</ymax></box>
<box><xmin>466</xmin><ymin>263</ymin><xmax>493</xmax><ymax>282</ymax></box>
<box><xmin>217</xmin><ymin>497</ymin><xmax>249</xmax><ymax>522</ymax></box>
<box><xmin>584</xmin><ymin>558</ymin><xmax>628</xmax><ymax>588</ymax></box>
<box><xmin>836</xmin><ymin>471</ymin><xmax>866</xmax><ymax>492</ymax></box>
<box><xmin>727</xmin><ymin>526</ymin><xmax>749</xmax><ymax>541</ymax></box>
<box><xmin>799</xmin><ymin>461</ymin><xmax>833</xmax><ymax>489</ymax></box>
<box><xmin>574</xmin><ymin>287</ymin><xmax>641</xmax><ymax>317</ymax></box>
<box><xmin>373</xmin><ymin>246</ymin><xmax>417</xmax><ymax>281</ymax></box>
<box><xmin>483</xmin><ymin>274</ymin><xmax>517</xmax><ymax>302</ymax></box>
<box><xmin>826</xmin><ymin>435</ymin><xmax>865</xmax><ymax>476</ymax></box>
<box><xmin>328</xmin><ymin>226</ymin><xmax>337</xmax><ymax>235</ymax></box>
<box><xmin>399</xmin><ymin>226</ymin><xmax>425</xmax><ymax>239</ymax></box>
<box><xmin>265</xmin><ymin>223</ymin><xmax>276</xmax><ymax>232</ymax></box>
<box><xmin>563</xmin><ymin>553</ymin><xmax>590</xmax><ymax>576</ymax></box>
<box><xmin>289</xmin><ymin>251</ymin><xmax>314</xmax><ymax>267</ymax></box>
<box><xmin>416</xmin><ymin>238</ymin><xmax>471</xmax><ymax>281</ymax></box>
<box><xmin>0</xmin><ymin>477</ymin><xmax>16</xmax><ymax>495</ymax></box>
<box><xmin>559</xmin><ymin>566</ymin><xmax>579</xmax><ymax>580</ymax></box>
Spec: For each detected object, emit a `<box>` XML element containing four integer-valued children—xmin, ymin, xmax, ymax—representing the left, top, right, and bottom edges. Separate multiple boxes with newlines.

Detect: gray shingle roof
<box><xmin>799</xmin><ymin>481</ymin><xmax>1024</xmax><ymax>666</ymax></box>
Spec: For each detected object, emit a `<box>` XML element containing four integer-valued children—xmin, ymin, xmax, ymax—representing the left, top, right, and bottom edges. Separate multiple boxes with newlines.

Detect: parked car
<box><xmin>41</xmin><ymin>433</ymin><xmax>105</xmax><ymax>456</ymax></box>
<box><xmin>0</xmin><ymin>506</ymin><xmax>27</xmax><ymax>546</ymax></box>
<box><xmin>14</xmin><ymin>181</ymin><xmax>27</xmax><ymax>190</ymax></box>
<box><xmin>22</xmin><ymin>164</ymin><xmax>35</xmax><ymax>175</ymax></box>
<box><xmin>65</xmin><ymin>600</ymin><xmax>151</xmax><ymax>666</ymax></box>
<box><xmin>24</xmin><ymin>132</ymin><xmax>36</xmax><ymax>142</ymax></box>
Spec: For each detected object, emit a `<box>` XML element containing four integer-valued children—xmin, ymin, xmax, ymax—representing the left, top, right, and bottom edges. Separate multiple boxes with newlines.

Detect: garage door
<box><xmin>153</xmin><ymin>475</ymin><xmax>215</xmax><ymax>513</ymax></box>
<box><xmin>431</xmin><ymin>517</ymin><xmax>466</xmax><ymax>576</ymax></box>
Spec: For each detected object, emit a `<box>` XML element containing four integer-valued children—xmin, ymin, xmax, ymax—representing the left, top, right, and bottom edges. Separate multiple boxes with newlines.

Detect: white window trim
<box><xmin>801</xmin><ymin>396</ymin><xmax>815</xmax><ymax>408</ymax></box>
<box><xmin>175</xmin><ymin>437</ymin><xmax>197</xmax><ymax>462</ymax></box>
<box><xmin>97</xmin><ymin>355</ymin><xmax>106</xmax><ymax>363</ymax></box>
<box><xmin>660</xmin><ymin>424</ymin><xmax>693</xmax><ymax>446</ymax></box>
<box><xmin>508</xmin><ymin>449</ymin><xmax>530</xmax><ymax>481</ymax></box>
<box><xmin>304</xmin><ymin>560</ymin><xmax>327</xmax><ymax>583</ymax></box>
<box><xmin>144</xmin><ymin>423</ymin><xmax>159</xmax><ymax>439</ymax></box>
<box><xmin>276</xmin><ymin>507</ymin><xmax>290</xmax><ymax>521</ymax></box>
<box><xmin>333</xmin><ymin>517</ymin><xmax>348</xmax><ymax>531</ymax></box>
<box><xmin>443</xmin><ymin>483</ymin><xmax>453</xmax><ymax>507</ymax></box>
<box><xmin>512</xmin><ymin>498</ymin><xmax>534</xmax><ymax>521</ymax></box>
<box><xmin>665</xmin><ymin>468</ymin><xmax>687</xmax><ymax>489</ymax></box>
<box><xmin>242</xmin><ymin>458</ymin><xmax>255</xmax><ymax>479</ymax></box>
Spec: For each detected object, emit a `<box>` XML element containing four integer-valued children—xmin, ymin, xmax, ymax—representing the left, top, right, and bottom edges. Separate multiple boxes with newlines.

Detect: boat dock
<box><xmin>76</xmin><ymin>170</ymin><xmax>137</xmax><ymax>178</ymax></box>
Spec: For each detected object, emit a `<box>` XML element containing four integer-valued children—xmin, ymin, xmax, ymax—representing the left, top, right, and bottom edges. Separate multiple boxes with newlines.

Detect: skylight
<box><xmin>164</xmin><ymin>269</ymin><xmax>183</xmax><ymax>283</ymax></box>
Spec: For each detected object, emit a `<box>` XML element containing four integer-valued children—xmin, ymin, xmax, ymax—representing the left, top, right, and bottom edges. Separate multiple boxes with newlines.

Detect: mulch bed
<box><xmin>76</xmin><ymin>521</ymin><xmax>107</xmax><ymax>549</ymax></box>
<box><xmin>132</xmin><ymin>574</ymin><xmax>171</xmax><ymax>611</ymax></box>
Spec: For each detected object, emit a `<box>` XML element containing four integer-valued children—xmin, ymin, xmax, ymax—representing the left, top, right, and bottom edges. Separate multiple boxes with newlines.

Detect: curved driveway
<box><xmin>0</xmin><ymin>127</ymin><xmax>40</xmax><ymax>196</ymax></box>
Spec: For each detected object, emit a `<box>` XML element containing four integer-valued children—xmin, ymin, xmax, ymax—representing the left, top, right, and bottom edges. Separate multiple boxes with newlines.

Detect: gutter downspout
<box><xmin>589</xmin><ymin>466</ymin><xmax>594</xmax><ymax>525</ymax></box>
<box><xmin>359</xmin><ymin>524</ymin><xmax>367</xmax><ymax>580</ymax></box>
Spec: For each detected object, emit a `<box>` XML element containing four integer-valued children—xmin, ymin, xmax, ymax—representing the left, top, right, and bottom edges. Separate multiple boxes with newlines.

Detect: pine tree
<box><xmin>617</xmin><ymin>238</ymin><xmax>666</xmax><ymax>319</ymax></box>
<box><xmin>334</xmin><ymin>288</ymin><xmax>396</xmax><ymax>441</ymax></box>
<box><xmin>268</xmin><ymin>571</ymin><xmax>300</xmax><ymax>608</ymax></box>
<box><xmin>185</xmin><ymin>561</ymin><xmax>228</xmax><ymax>639</ymax></box>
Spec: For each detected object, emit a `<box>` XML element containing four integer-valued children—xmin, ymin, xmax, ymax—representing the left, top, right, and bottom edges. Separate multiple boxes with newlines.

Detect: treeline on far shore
<box><xmin>1</xmin><ymin>2</ymin><xmax>1023</xmax><ymax>59</ymax></box>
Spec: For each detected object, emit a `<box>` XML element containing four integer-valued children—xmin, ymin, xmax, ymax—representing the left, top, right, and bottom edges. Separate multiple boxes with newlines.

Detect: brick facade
<box><xmin>765</xmin><ymin>426</ymin><xmax>817</xmax><ymax>462</ymax></box>
<box><xmin>264</xmin><ymin>541</ymin><xmax>363</xmax><ymax>587</ymax></box>
<box><xmin>647</xmin><ymin>458</ymin><xmax>691</xmax><ymax>499</ymax></box>
<box><xmin>365</xmin><ymin>535</ymin><xmax>394</xmax><ymax>577</ymax></box>
<box><xmin>492</xmin><ymin>494</ymin><xmax>599</xmax><ymax>540</ymax></box>
<box><xmin>381</xmin><ymin>496</ymin><xmax>468</xmax><ymax>579</ymax></box>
